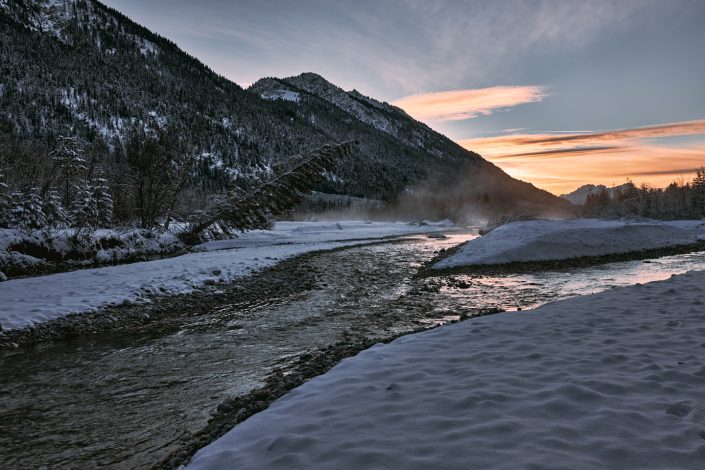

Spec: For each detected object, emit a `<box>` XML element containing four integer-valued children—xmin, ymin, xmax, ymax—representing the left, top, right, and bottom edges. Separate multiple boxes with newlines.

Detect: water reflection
<box><xmin>433</xmin><ymin>233</ymin><xmax>705</xmax><ymax>312</ymax></box>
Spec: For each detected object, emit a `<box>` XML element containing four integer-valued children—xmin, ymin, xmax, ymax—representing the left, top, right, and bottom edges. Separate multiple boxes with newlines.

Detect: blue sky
<box><xmin>104</xmin><ymin>0</ymin><xmax>705</xmax><ymax>193</ymax></box>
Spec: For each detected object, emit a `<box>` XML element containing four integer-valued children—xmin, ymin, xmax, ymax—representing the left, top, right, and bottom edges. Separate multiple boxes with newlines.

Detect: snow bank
<box><xmin>0</xmin><ymin>227</ymin><xmax>183</xmax><ymax>275</ymax></box>
<box><xmin>435</xmin><ymin>218</ymin><xmax>705</xmax><ymax>269</ymax></box>
<box><xmin>0</xmin><ymin>221</ymin><xmax>448</xmax><ymax>331</ymax></box>
<box><xmin>187</xmin><ymin>269</ymin><xmax>705</xmax><ymax>470</ymax></box>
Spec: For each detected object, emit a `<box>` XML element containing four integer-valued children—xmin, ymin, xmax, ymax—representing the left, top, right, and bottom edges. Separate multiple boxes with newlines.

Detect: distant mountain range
<box><xmin>0</xmin><ymin>0</ymin><xmax>572</xmax><ymax>220</ymax></box>
<box><xmin>560</xmin><ymin>184</ymin><xmax>633</xmax><ymax>206</ymax></box>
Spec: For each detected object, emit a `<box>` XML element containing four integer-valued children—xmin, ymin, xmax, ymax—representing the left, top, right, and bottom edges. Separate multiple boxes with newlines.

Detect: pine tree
<box><xmin>71</xmin><ymin>183</ymin><xmax>98</xmax><ymax>231</ymax></box>
<box><xmin>0</xmin><ymin>170</ymin><xmax>12</xmax><ymax>228</ymax></box>
<box><xmin>693</xmin><ymin>168</ymin><xmax>705</xmax><ymax>218</ymax></box>
<box><xmin>44</xmin><ymin>189</ymin><xmax>69</xmax><ymax>227</ymax></box>
<box><xmin>50</xmin><ymin>135</ymin><xmax>88</xmax><ymax>208</ymax></box>
<box><xmin>11</xmin><ymin>188</ymin><xmax>47</xmax><ymax>231</ymax></box>
<box><xmin>183</xmin><ymin>141</ymin><xmax>358</xmax><ymax>243</ymax></box>
<box><xmin>92</xmin><ymin>176</ymin><xmax>113</xmax><ymax>227</ymax></box>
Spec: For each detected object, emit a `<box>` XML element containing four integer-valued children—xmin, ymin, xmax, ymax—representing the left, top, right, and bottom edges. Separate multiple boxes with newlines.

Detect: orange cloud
<box><xmin>392</xmin><ymin>86</ymin><xmax>547</xmax><ymax>121</ymax></box>
<box><xmin>458</xmin><ymin>120</ymin><xmax>705</xmax><ymax>194</ymax></box>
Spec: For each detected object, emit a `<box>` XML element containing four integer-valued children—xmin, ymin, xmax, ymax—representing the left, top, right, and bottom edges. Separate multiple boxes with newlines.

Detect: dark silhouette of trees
<box><xmin>583</xmin><ymin>171</ymin><xmax>705</xmax><ymax>220</ymax></box>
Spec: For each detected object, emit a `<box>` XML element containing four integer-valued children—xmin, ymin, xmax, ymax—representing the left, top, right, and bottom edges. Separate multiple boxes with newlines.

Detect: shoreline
<box><xmin>0</xmin><ymin>221</ymin><xmax>455</xmax><ymax>336</ymax></box>
<box><xmin>157</xmin><ymin>306</ymin><xmax>506</xmax><ymax>469</ymax></box>
<box><xmin>184</xmin><ymin>269</ymin><xmax>705</xmax><ymax>469</ymax></box>
<box><xmin>0</xmin><ymin>238</ymin><xmax>421</xmax><ymax>350</ymax></box>
<box><xmin>419</xmin><ymin>240</ymin><xmax>705</xmax><ymax>277</ymax></box>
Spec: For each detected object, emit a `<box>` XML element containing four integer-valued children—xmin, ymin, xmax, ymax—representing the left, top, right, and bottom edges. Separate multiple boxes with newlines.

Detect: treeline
<box><xmin>583</xmin><ymin>172</ymin><xmax>705</xmax><ymax>219</ymax></box>
<box><xmin>0</xmin><ymin>124</ymin><xmax>356</xmax><ymax>242</ymax></box>
<box><xmin>0</xmin><ymin>124</ymin><xmax>224</xmax><ymax>237</ymax></box>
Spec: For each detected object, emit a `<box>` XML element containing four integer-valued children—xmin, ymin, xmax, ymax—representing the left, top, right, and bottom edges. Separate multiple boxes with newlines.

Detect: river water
<box><xmin>2</xmin><ymin>233</ymin><xmax>705</xmax><ymax>469</ymax></box>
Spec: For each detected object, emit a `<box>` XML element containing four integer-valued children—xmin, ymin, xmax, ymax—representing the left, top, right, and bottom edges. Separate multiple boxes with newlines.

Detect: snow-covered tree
<box><xmin>92</xmin><ymin>176</ymin><xmax>114</xmax><ymax>227</ymax></box>
<box><xmin>0</xmin><ymin>170</ymin><xmax>12</xmax><ymax>228</ymax></box>
<box><xmin>50</xmin><ymin>135</ymin><xmax>88</xmax><ymax>208</ymax></box>
<box><xmin>44</xmin><ymin>189</ymin><xmax>69</xmax><ymax>227</ymax></box>
<box><xmin>70</xmin><ymin>183</ymin><xmax>98</xmax><ymax>232</ymax></box>
<box><xmin>10</xmin><ymin>188</ymin><xmax>47</xmax><ymax>231</ymax></box>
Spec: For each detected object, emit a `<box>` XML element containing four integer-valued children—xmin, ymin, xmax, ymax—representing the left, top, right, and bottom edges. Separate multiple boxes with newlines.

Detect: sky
<box><xmin>103</xmin><ymin>0</ymin><xmax>705</xmax><ymax>195</ymax></box>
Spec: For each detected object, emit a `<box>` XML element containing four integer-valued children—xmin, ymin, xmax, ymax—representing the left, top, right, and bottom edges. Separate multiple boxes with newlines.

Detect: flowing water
<box><xmin>2</xmin><ymin>233</ymin><xmax>705</xmax><ymax>469</ymax></box>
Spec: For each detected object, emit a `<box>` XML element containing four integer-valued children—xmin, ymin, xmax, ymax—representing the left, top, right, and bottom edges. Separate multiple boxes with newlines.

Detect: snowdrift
<box><xmin>434</xmin><ymin>219</ymin><xmax>705</xmax><ymax>269</ymax></box>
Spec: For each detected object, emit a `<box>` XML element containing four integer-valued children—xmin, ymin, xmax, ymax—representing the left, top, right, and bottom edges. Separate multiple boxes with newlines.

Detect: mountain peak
<box><xmin>292</xmin><ymin>72</ymin><xmax>330</xmax><ymax>84</ymax></box>
<box><xmin>561</xmin><ymin>183</ymin><xmax>633</xmax><ymax>205</ymax></box>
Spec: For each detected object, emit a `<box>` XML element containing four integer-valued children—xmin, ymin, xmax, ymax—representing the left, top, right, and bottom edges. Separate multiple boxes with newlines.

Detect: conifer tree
<box><xmin>0</xmin><ymin>170</ymin><xmax>12</xmax><ymax>228</ymax></box>
<box><xmin>92</xmin><ymin>176</ymin><xmax>114</xmax><ymax>226</ymax></box>
<box><xmin>44</xmin><ymin>189</ymin><xmax>69</xmax><ymax>227</ymax></box>
<box><xmin>12</xmin><ymin>188</ymin><xmax>47</xmax><ymax>231</ymax></box>
<box><xmin>693</xmin><ymin>168</ymin><xmax>705</xmax><ymax>218</ymax></box>
<box><xmin>50</xmin><ymin>135</ymin><xmax>88</xmax><ymax>208</ymax></box>
<box><xmin>71</xmin><ymin>184</ymin><xmax>98</xmax><ymax>232</ymax></box>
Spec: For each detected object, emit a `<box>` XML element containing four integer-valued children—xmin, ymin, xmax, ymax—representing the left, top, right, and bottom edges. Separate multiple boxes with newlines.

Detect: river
<box><xmin>2</xmin><ymin>232</ymin><xmax>704</xmax><ymax>469</ymax></box>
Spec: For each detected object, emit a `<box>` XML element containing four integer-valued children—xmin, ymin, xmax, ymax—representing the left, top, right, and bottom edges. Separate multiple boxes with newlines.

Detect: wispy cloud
<box><xmin>392</xmin><ymin>86</ymin><xmax>547</xmax><ymax>121</ymax></box>
<box><xmin>457</xmin><ymin>119</ymin><xmax>705</xmax><ymax>194</ymax></box>
<box><xmin>459</xmin><ymin>120</ymin><xmax>705</xmax><ymax>158</ymax></box>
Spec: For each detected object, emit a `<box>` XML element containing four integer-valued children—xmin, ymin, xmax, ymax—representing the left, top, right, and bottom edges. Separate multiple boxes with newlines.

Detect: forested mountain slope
<box><xmin>0</xmin><ymin>0</ymin><xmax>571</xmax><ymax>223</ymax></box>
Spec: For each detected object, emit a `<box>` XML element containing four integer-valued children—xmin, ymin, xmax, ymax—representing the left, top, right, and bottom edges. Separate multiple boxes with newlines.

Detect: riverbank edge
<box><xmin>156</xmin><ymin>307</ymin><xmax>505</xmax><ymax>469</ymax></box>
<box><xmin>417</xmin><ymin>240</ymin><xmax>705</xmax><ymax>277</ymax></box>
<box><xmin>0</xmin><ymin>238</ymin><xmax>418</xmax><ymax>350</ymax></box>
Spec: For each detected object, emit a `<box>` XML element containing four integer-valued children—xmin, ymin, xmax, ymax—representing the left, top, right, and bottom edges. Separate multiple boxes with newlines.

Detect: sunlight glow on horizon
<box><xmin>457</xmin><ymin>120</ymin><xmax>705</xmax><ymax>195</ymax></box>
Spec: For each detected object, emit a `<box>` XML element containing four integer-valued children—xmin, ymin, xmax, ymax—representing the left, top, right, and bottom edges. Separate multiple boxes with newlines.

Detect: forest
<box><xmin>582</xmin><ymin>172</ymin><xmax>705</xmax><ymax>220</ymax></box>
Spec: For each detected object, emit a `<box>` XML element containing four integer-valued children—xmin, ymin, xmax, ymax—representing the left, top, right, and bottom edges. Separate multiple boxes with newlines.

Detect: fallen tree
<box><xmin>181</xmin><ymin>140</ymin><xmax>358</xmax><ymax>244</ymax></box>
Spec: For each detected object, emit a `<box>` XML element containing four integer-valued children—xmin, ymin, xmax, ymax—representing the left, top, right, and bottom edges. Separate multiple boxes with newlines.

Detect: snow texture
<box><xmin>0</xmin><ymin>221</ymin><xmax>448</xmax><ymax>331</ymax></box>
<box><xmin>0</xmin><ymin>227</ymin><xmax>182</xmax><ymax>273</ymax></box>
<box><xmin>187</xmin><ymin>269</ymin><xmax>705</xmax><ymax>470</ymax></box>
<box><xmin>260</xmin><ymin>90</ymin><xmax>300</xmax><ymax>102</ymax></box>
<box><xmin>435</xmin><ymin>218</ymin><xmax>705</xmax><ymax>269</ymax></box>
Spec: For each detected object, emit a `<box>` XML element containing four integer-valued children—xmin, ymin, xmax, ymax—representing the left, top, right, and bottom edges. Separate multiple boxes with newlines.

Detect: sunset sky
<box><xmin>104</xmin><ymin>0</ymin><xmax>705</xmax><ymax>195</ymax></box>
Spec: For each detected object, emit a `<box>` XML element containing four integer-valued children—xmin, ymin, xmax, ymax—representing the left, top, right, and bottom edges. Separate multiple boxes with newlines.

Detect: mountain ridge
<box><xmin>561</xmin><ymin>183</ymin><xmax>633</xmax><ymax>206</ymax></box>
<box><xmin>0</xmin><ymin>0</ymin><xmax>572</xmax><ymax>222</ymax></box>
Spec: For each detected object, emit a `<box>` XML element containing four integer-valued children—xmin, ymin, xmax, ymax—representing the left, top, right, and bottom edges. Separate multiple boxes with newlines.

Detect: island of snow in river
<box><xmin>186</xmin><ymin>269</ymin><xmax>705</xmax><ymax>469</ymax></box>
<box><xmin>434</xmin><ymin>218</ymin><xmax>705</xmax><ymax>269</ymax></box>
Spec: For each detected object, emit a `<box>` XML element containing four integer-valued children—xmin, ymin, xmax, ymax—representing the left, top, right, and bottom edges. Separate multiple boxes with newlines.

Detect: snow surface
<box><xmin>435</xmin><ymin>218</ymin><xmax>705</xmax><ymax>269</ymax></box>
<box><xmin>0</xmin><ymin>221</ymin><xmax>449</xmax><ymax>331</ymax></box>
<box><xmin>260</xmin><ymin>89</ymin><xmax>300</xmax><ymax>102</ymax></box>
<box><xmin>187</xmin><ymin>269</ymin><xmax>705</xmax><ymax>470</ymax></box>
<box><xmin>0</xmin><ymin>227</ymin><xmax>183</xmax><ymax>273</ymax></box>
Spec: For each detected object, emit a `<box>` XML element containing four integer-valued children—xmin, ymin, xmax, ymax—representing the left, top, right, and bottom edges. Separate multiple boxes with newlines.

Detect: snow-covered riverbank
<box><xmin>435</xmin><ymin>218</ymin><xmax>705</xmax><ymax>269</ymax></box>
<box><xmin>187</xmin><ymin>269</ymin><xmax>705</xmax><ymax>470</ymax></box>
<box><xmin>0</xmin><ymin>221</ymin><xmax>452</xmax><ymax>331</ymax></box>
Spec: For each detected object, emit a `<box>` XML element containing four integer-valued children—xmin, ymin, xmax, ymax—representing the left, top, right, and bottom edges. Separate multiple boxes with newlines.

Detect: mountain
<box><xmin>0</xmin><ymin>0</ymin><xmax>572</xmax><ymax>223</ymax></box>
<box><xmin>561</xmin><ymin>184</ymin><xmax>633</xmax><ymax>206</ymax></box>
